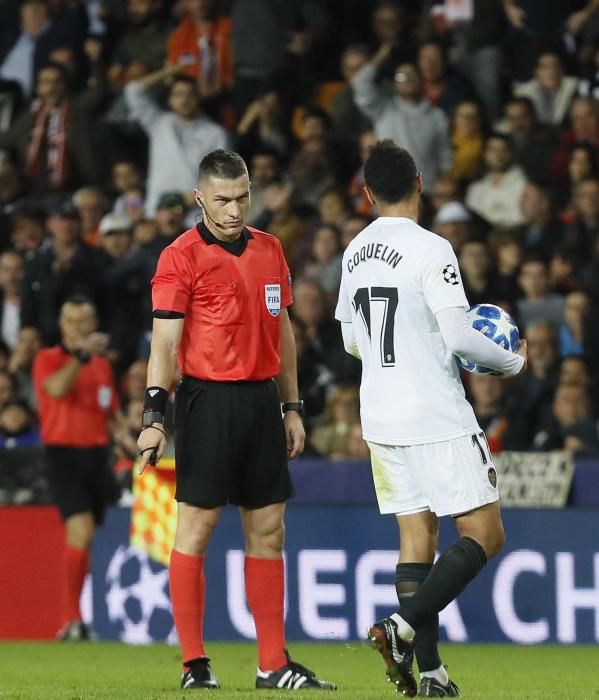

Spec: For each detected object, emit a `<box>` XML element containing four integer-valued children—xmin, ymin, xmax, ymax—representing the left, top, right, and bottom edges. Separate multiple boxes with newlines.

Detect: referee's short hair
<box><xmin>364</xmin><ymin>140</ymin><xmax>418</xmax><ymax>204</ymax></box>
<box><xmin>198</xmin><ymin>150</ymin><xmax>248</xmax><ymax>183</ymax></box>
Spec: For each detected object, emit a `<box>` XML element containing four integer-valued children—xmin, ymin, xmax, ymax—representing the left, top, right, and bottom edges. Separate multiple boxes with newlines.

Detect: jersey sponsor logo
<box><xmin>98</xmin><ymin>386</ymin><xmax>113</xmax><ymax>409</ymax></box>
<box><xmin>442</xmin><ymin>263</ymin><xmax>459</xmax><ymax>285</ymax></box>
<box><xmin>265</xmin><ymin>284</ymin><xmax>281</xmax><ymax>317</ymax></box>
<box><xmin>488</xmin><ymin>467</ymin><xmax>497</xmax><ymax>488</ymax></box>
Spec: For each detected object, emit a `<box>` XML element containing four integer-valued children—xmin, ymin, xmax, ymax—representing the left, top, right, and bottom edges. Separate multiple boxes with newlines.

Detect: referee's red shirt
<box><xmin>33</xmin><ymin>347</ymin><xmax>119</xmax><ymax>447</ymax></box>
<box><xmin>152</xmin><ymin>225</ymin><xmax>293</xmax><ymax>381</ymax></box>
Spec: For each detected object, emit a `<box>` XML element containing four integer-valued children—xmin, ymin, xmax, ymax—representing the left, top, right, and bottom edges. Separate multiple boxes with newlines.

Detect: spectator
<box><xmin>0</xmin><ymin>250</ymin><xmax>24</xmax><ymax>348</ymax></box>
<box><xmin>0</xmin><ymin>368</ymin><xmax>18</xmax><ymax>407</ymax></box>
<box><xmin>154</xmin><ymin>192</ymin><xmax>187</xmax><ymax>241</ymax></box>
<box><xmin>352</xmin><ymin>47</ymin><xmax>452</xmax><ymax>190</ymax></box>
<box><xmin>132</xmin><ymin>218</ymin><xmax>158</xmax><ymax>247</ymax></box>
<box><xmin>20</xmin><ymin>202</ymin><xmax>103</xmax><ymax>344</ymax></box>
<box><xmin>9</xmin><ymin>207</ymin><xmax>46</xmax><ymax>254</ymax></box>
<box><xmin>514</xmin><ymin>52</ymin><xmax>578</xmax><ymax>126</ymax></box>
<box><xmin>72</xmin><ymin>186</ymin><xmax>106</xmax><ymax>246</ymax></box>
<box><xmin>432</xmin><ymin>201</ymin><xmax>472</xmax><ymax>254</ymax></box>
<box><xmin>0</xmin><ymin>54</ymin><xmax>107</xmax><ymax>195</ymax></box>
<box><xmin>110</xmin><ymin>159</ymin><xmax>142</xmax><ymax>199</ymax></box>
<box><xmin>167</xmin><ymin>0</ymin><xmax>232</xmax><ymax>100</ymax></box>
<box><xmin>108</xmin><ymin>0</ymin><xmax>170</xmax><ymax>86</ymax></box>
<box><xmin>459</xmin><ymin>239</ymin><xmax>497</xmax><ymax>305</ymax></box>
<box><xmin>427</xmin><ymin>174</ymin><xmax>461</xmax><ymax>220</ymax></box>
<box><xmin>560</xmin><ymin>143</ymin><xmax>599</xmax><ymax>216</ymax></box>
<box><xmin>369</xmin><ymin>1</ymin><xmax>417</xmax><ymax>81</ymax></box>
<box><xmin>503</xmin><ymin>321</ymin><xmax>559</xmax><ymax>450</ymax></box>
<box><xmin>549</xmin><ymin>246</ymin><xmax>581</xmax><ymax>296</ymax></box>
<box><xmin>418</xmin><ymin>41</ymin><xmax>472</xmax><ymax>117</ymax></box>
<box><xmin>98</xmin><ymin>214</ymin><xmax>132</xmax><ymax>261</ymax></box>
<box><xmin>256</xmin><ymin>182</ymin><xmax>307</xmax><ymax>264</ymax></box>
<box><xmin>0</xmin><ymin>0</ymin><xmax>87</xmax><ymax>97</ymax></box>
<box><xmin>303</xmin><ymin>224</ymin><xmax>343</xmax><ymax>299</ymax></box>
<box><xmin>7</xmin><ymin>326</ymin><xmax>41</xmax><ymax>407</ymax></box>
<box><xmin>112</xmin><ymin>187</ymin><xmax>146</xmax><ymax>225</ymax></box>
<box><xmin>125</xmin><ymin>66</ymin><xmax>228</xmax><ymax>214</ymax></box>
<box><xmin>318</xmin><ymin>188</ymin><xmax>351</xmax><ymax>228</ymax></box>
<box><xmin>551</xmin><ymin>96</ymin><xmax>599</xmax><ymax>184</ymax></box>
<box><xmin>348</xmin><ymin>130</ymin><xmax>376</xmax><ymax>218</ymax></box>
<box><xmin>310</xmin><ymin>385</ymin><xmax>360</xmax><ymax>459</ymax></box>
<box><xmin>564</xmin><ymin>178</ymin><xmax>599</xmax><ymax>260</ymax></box>
<box><xmin>341</xmin><ymin>215</ymin><xmax>371</xmax><ymax>250</ymax></box>
<box><xmin>516</xmin><ymin>258</ymin><xmax>565</xmax><ymax>328</ymax></box>
<box><xmin>490</xmin><ymin>229</ymin><xmax>523</xmax><ymax>306</ymax></box>
<box><xmin>559</xmin><ymin>290</ymin><xmax>589</xmax><ymax>357</ymax></box>
<box><xmin>501</xmin><ymin>96</ymin><xmax>556</xmax><ymax>182</ymax></box>
<box><xmin>519</xmin><ymin>182</ymin><xmax>564</xmax><ymax>261</ymax></box>
<box><xmin>559</xmin><ymin>355</ymin><xmax>592</xmax><ymax>390</ymax></box>
<box><xmin>292</xmin><ymin>278</ymin><xmax>359</xmax><ymax>384</ymax></box>
<box><xmin>0</xmin><ymin>159</ymin><xmax>27</xmax><ymax>246</ymax></box>
<box><xmin>466</xmin><ymin>133</ymin><xmax>527</xmax><ymax>227</ymax></box>
<box><xmin>468</xmin><ymin>374</ymin><xmax>508</xmax><ymax>452</ymax></box>
<box><xmin>246</xmin><ymin>148</ymin><xmax>280</xmax><ymax>225</ymax></box>
<box><xmin>450</xmin><ymin>100</ymin><xmax>484</xmax><ymax>183</ymax></box>
<box><xmin>332</xmin><ymin>44</ymin><xmax>372</xmax><ymax>143</ymax></box>
<box><xmin>236</xmin><ymin>89</ymin><xmax>288</xmax><ymax>157</ymax></box>
<box><xmin>0</xmin><ymin>399</ymin><xmax>39</xmax><ymax>448</ymax></box>
<box><xmin>534</xmin><ymin>383</ymin><xmax>599</xmax><ymax>453</ymax></box>
<box><xmin>122</xmin><ymin>359</ymin><xmax>148</xmax><ymax>404</ymax></box>
<box><xmin>288</xmin><ymin>137</ymin><xmax>336</xmax><ymax>208</ymax></box>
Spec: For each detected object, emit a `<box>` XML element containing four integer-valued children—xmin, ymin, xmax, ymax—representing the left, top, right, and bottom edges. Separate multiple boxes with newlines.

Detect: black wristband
<box><xmin>143</xmin><ymin>386</ymin><xmax>168</xmax><ymax>413</ymax></box>
<box><xmin>73</xmin><ymin>349</ymin><xmax>91</xmax><ymax>364</ymax></box>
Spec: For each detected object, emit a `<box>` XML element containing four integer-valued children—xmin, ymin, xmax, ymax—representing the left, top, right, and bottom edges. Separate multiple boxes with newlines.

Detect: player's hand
<box><xmin>284</xmin><ymin>411</ymin><xmax>305</xmax><ymax>459</ymax></box>
<box><xmin>137</xmin><ymin>425</ymin><xmax>167</xmax><ymax>473</ymax></box>
<box><xmin>516</xmin><ymin>339</ymin><xmax>528</xmax><ymax>374</ymax></box>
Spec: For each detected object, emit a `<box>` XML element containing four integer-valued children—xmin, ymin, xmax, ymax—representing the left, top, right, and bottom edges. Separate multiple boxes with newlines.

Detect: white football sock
<box><xmin>390</xmin><ymin>612</ymin><xmax>415</xmax><ymax>641</ymax></box>
<box><xmin>421</xmin><ymin>665</ymin><xmax>449</xmax><ymax>686</ymax></box>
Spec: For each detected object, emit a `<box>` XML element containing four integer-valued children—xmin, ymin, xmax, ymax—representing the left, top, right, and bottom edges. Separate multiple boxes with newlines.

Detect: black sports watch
<box><xmin>282</xmin><ymin>401</ymin><xmax>304</xmax><ymax>417</ymax></box>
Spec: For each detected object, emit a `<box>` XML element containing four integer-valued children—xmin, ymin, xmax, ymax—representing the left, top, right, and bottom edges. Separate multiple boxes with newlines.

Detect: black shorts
<box><xmin>174</xmin><ymin>376</ymin><xmax>295</xmax><ymax>509</ymax></box>
<box><xmin>45</xmin><ymin>446</ymin><xmax>119</xmax><ymax>524</ymax></box>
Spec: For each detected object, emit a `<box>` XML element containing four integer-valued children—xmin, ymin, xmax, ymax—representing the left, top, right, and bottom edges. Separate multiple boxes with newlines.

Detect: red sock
<box><xmin>64</xmin><ymin>545</ymin><xmax>89</xmax><ymax>625</ymax></box>
<box><xmin>245</xmin><ymin>556</ymin><xmax>287</xmax><ymax>671</ymax></box>
<box><xmin>169</xmin><ymin>550</ymin><xmax>206</xmax><ymax>667</ymax></box>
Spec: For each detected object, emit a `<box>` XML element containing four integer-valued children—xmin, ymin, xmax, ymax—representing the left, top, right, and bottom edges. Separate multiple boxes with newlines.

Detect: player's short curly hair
<box><xmin>364</xmin><ymin>139</ymin><xmax>418</xmax><ymax>204</ymax></box>
<box><xmin>198</xmin><ymin>150</ymin><xmax>248</xmax><ymax>182</ymax></box>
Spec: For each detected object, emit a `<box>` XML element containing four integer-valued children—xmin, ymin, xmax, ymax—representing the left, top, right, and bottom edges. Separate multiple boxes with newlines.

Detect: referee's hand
<box><xmin>284</xmin><ymin>412</ymin><xmax>305</xmax><ymax>459</ymax></box>
<box><xmin>137</xmin><ymin>425</ymin><xmax>167</xmax><ymax>473</ymax></box>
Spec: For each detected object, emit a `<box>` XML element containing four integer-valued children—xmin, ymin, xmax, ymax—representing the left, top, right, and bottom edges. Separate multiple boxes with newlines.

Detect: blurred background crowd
<box><xmin>1</xmin><ymin>0</ymin><xmax>599</xmax><ymax>493</ymax></box>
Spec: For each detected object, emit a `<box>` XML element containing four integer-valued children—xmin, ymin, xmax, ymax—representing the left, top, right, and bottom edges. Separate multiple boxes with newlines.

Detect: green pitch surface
<box><xmin>0</xmin><ymin>642</ymin><xmax>596</xmax><ymax>699</ymax></box>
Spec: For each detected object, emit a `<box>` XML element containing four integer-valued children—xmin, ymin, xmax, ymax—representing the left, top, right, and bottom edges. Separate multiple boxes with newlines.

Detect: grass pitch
<box><xmin>0</xmin><ymin>642</ymin><xmax>596</xmax><ymax>699</ymax></box>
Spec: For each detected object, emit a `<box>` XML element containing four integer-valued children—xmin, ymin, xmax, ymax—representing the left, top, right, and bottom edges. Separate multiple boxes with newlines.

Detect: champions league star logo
<box><xmin>442</xmin><ymin>264</ymin><xmax>459</xmax><ymax>285</ymax></box>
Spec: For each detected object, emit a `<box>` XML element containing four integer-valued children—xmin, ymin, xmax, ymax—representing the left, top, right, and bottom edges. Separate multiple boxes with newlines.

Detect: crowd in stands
<box><xmin>1</xmin><ymin>0</ymin><xmax>599</xmax><ymax>484</ymax></box>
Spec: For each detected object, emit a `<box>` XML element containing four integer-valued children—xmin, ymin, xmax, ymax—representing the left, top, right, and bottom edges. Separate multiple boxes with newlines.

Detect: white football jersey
<box><xmin>335</xmin><ymin>216</ymin><xmax>479</xmax><ymax>445</ymax></box>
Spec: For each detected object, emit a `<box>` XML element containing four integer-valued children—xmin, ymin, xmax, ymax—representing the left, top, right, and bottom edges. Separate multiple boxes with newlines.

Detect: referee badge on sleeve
<box><xmin>265</xmin><ymin>284</ymin><xmax>281</xmax><ymax>317</ymax></box>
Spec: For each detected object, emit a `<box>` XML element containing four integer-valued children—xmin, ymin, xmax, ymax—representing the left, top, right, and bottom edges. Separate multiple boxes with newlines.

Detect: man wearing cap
<box><xmin>125</xmin><ymin>64</ymin><xmax>228</xmax><ymax>215</ymax></box>
<box><xmin>98</xmin><ymin>213</ymin><xmax>133</xmax><ymax>261</ymax></box>
<box><xmin>20</xmin><ymin>201</ymin><xmax>103</xmax><ymax>344</ymax></box>
<box><xmin>432</xmin><ymin>201</ymin><xmax>472</xmax><ymax>254</ymax></box>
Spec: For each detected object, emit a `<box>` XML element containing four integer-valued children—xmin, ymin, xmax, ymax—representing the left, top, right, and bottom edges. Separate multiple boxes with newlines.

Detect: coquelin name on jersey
<box><xmin>346</xmin><ymin>242</ymin><xmax>403</xmax><ymax>272</ymax></box>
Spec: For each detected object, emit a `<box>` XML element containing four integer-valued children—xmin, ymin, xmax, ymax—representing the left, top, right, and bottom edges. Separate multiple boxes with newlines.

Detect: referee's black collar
<box><xmin>197</xmin><ymin>220</ymin><xmax>253</xmax><ymax>256</ymax></box>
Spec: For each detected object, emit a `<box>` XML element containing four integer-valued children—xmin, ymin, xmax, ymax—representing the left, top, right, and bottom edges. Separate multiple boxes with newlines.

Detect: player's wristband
<box><xmin>143</xmin><ymin>386</ymin><xmax>168</xmax><ymax>426</ymax></box>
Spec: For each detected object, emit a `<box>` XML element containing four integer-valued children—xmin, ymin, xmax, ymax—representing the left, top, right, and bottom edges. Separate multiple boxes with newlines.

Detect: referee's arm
<box><xmin>137</xmin><ymin>317</ymin><xmax>183</xmax><ymax>471</ymax></box>
<box><xmin>275</xmin><ymin>309</ymin><xmax>305</xmax><ymax>459</ymax></box>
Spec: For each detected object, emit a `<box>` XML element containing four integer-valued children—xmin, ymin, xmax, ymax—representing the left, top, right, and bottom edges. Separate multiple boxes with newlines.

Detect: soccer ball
<box><xmin>456</xmin><ymin>303</ymin><xmax>519</xmax><ymax>376</ymax></box>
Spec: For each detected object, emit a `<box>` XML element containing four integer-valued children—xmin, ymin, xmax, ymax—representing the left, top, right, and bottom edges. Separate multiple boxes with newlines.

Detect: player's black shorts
<box><xmin>174</xmin><ymin>376</ymin><xmax>295</xmax><ymax>509</ymax></box>
<box><xmin>45</xmin><ymin>446</ymin><xmax>119</xmax><ymax>524</ymax></box>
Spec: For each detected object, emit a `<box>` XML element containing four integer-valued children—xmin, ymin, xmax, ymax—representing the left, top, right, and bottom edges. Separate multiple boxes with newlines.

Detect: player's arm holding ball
<box><xmin>423</xmin><ymin>239</ymin><xmax>527</xmax><ymax>376</ymax></box>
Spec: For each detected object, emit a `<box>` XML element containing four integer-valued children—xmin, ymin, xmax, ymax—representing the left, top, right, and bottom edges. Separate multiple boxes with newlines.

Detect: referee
<box><xmin>137</xmin><ymin>150</ymin><xmax>336</xmax><ymax>691</ymax></box>
<box><xmin>32</xmin><ymin>295</ymin><xmax>120</xmax><ymax>640</ymax></box>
